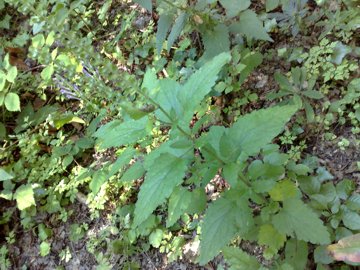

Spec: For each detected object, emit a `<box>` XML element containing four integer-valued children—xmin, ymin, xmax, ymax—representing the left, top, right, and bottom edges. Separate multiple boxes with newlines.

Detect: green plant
<box><xmin>300</xmin><ymin>38</ymin><xmax>358</xmax><ymax>82</ymax></box>
<box><xmin>268</xmin><ymin>66</ymin><xmax>323</xmax><ymax>122</ymax></box>
<box><xmin>0</xmin><ymin>246</ymin><xmax>10</xmax><ymax>270</ymax></box>
<box><xmin>316</xmin><ymin>7</ymin><xmax>360</xmax><ymax>42</ymax></box>
<box><xmin>5</xmin><ymin>230</ymin><xmax>15</xmax><ymax>245</ymax></box>
<box><xmin>59</xmin><ymin>247</ymin><xmax>72</xmax><ymax>263</ymax></box>
<box><xmin>268</xmin><ymin>0</ymin><xmax>309</xmax><ymax>37</ymax></box>
<box><xmin>0</xmin><ymin>54</ymin><xmax>20</xmax><ymax>113</ymax></box>
<box><xmin>1</xmin><ymin>0</ymin><xmax>359</xmax><ymax>269</ymax></box>
<box><xmin>92</xmin><ymin>51</ymin><xmax>333</xmax><ymax>267</ymax></box>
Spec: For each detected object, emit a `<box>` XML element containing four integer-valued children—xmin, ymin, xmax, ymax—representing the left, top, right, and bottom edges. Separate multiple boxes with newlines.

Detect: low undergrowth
<box><xmin>0</xmin><ymin>0</ymin><xmax>359</xmax><ymax>269</ymax></box>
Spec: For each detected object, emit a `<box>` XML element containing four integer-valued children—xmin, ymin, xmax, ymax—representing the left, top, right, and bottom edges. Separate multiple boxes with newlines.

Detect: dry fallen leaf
<box><xmin>327</xmin><ymin>233</ymin><xmax>360</xmax><ymax>263</ymax></box>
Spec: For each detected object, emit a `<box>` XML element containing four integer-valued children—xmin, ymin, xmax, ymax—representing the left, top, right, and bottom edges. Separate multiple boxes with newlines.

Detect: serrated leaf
<box><xmin>167</xmin><ymin>12</ymin><xmax>188</xmax><ymax>51</ymax></box>
<box><xmin>269</xmin><ymin>179</ymin><xmax>299</xmax><ymax>201</ymax></box>
<box><xmin>94</xmin><ymin>117</ymin><xmax>148</xmax><ymax>150</ymax></box>
<box><xmin>89</xmin><ymin>170</ymin><xmax>107</xmax><ymax>195</ymax></box>
<box><xmin>0</xmin><ymin>168</ymin><xmax>13</xmax><ymax>181</ymax></box>
<box><xmin>154</xmin><ymin>79</ymin><xmax>182</xmax><ymax>122</ymax></box>
<box><xmin>238</xmin><ymin>50</ymin><xmax>263</xmax><ymax>84</ymax></box>
<box><xmin>167</xmin><ymin>187</ymin><xmax>192</xmax><ymax>227</ymax></box>
<box><xmin>120</xmin><ymin>103</ymin><xmax>153</xmax><ymax>120</ymax></box>
<box><xmin>230</xmin><ymin>10</ymin><xmax>273</xmax><ymax>41</ymax></box>
<box><xmin>156</xmin><ymin>14</ymin><xmax>173</xmax><ymax>54</ymax></box>
<box><xmin>4</xmin><ymin>92</ymin><xmax>20</xmax><ymax>111</ymax></box>
<box><xmin>120</xmin><ymin>161</ymin><xmax>145</xmax><ymax>182</ymax></box>
<box><xmin>222</xmin><ymin>247</ymin><xmax>260</xmax><ymax>270</ymax></box>
<box><xmin>133</xmin><ymin>153</ymin><xmax>188</xmax><ymax>227</ymax></box>
<box><xmin>199</xmin><ymin>197</ymin><xmax>238</xmax><ymax>265</ymax></box>
<box><xmin>272</xmin><ymin>198</ymin><xmax>330</xmax><ymax>244</ymax></box>
<box><xmin>199</xmin><ymin>188</ymin><xmax>254</xmax><ymax>265</ymax></box>
<box><xmin>284</xmin><ymin>239</ymin><xmax>308</xmax><ymax>269</ymax></box>
<box><xmin>258</xmin><ymin>224</ymin><xmax>286</xmax><ymax>258</ymax></box>
<box><xmin>222</xmin><ymin>163</ymin><xmax>240</xmax><ymax>186</ymax></box>
<box><xmin>134</xmin><ymin>0</ymin><xmax>152</xmax><ymax>12</ymax></box>
<box><xmin>14</xmin><ymin>185</ymin><xmax>36</xmax><ymax>210</ymax></box>
<box><xmin>327</xmin><ymin>233</ymin><xmax>360</xmax><ymax>263</ymax></box>
<box><xmin>220</xmin><ymin>133</ymin><xmax>242</xmax><ymax>162</ymax></box>
<box><xmin>219</xmin><ymin>0</ymin><xmax>250</xmax><ymax>18</ymax></box>
<box><xmin>228</xmin><ymin>105</ymin><xmax>298</xmax><ymax>156</ymax></box>
<box><xmin>178</xmin><ymin>52</ymin><xmax>231</xmax><ymax>124</ymax></box>
<box><xmin>200</xmin><ymin>24</ymin><xmax>230</xmax><ymax>63</ymax></box>
<box><xmin>186</xmin><ymin>188</ymin><xmax>207</xmax><ymax>214</ymax></box>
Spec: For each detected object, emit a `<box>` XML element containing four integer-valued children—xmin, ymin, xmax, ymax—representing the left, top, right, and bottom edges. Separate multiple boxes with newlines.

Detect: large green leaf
<box><xmin>167</xmin><ymin>12</ymin><xmax>188</xmax><ymax>51</ymax></box>
<box><xmin>120</xmin><ymin>161</ymin><xmax>145</xmax><ymax>182</ymax></box>
<box><xmin>199</xmin><ymin>188</ymin><xmax>253</xmax><ymax>265</ymax></box>
<box><xmin>258</xmin><ymin>224</ymin><xmax>286</xmax><ymax>258</ymax></box>
<box><xmin>94</xmin><ymin>117</ymin><xmax>149</xmax><ymax>149</ymax></box>
<box><xmin>219</xmin><ymin>0</ymin><xmax>251</xmax><ymax>18</ymax></box>
<box><xmin>238</xmin><ymin>49</ymin><xmax>263</xmax><ymax>84</ymax></box>
<box><xmin>154</xmin><ymin>79</ymin><xmax>182</xmax><ymax>122</ymax></box>
<box><xmin>222</xmin><ymin>247</ymin><xmax>260</xmax><ymax>270</ymax></box>
<box><xmin>14</xmin><ymin>185</ymin><xmax>36</xmax><ymax>210</ymax></box>
<box><xmin>166</xmin><ymin>187</ymin><xmax>192</xmax><ymax>227</ymax></box>
<box><xmin>284</xmin><ymin>239</ymin><xmax>308</xmax><ymax>270</ymax></box>
<box><xmin>230</xmin><ymin>10</ymin><xmax>273</xmax><ymax>41</ymax></box>
<box><xmin>199</xmin><ymin>197</ymin><xmax>238</xmax><ymax>265</ymax></box>
<box><xmin>178</xmin><ymin>52</ymin><xmax>231</xmax><ymax>124</ymax></box>
<box><xmin>272</xmin><ymin>198</ymin><xmax>330</xmax><ymax>245</ymax></box>
<box><xmin>133</xmin><ymin>153</ymin><xmax>188</xmax><ymax>227</ymax></box>
<box><xmin>200</xmin><ymin>24</ymin><xmax>230</xmax><ymax>63</ymax></box>
<box><xmin>228</xmin><ymin>104</ymin><xmax>298</xmax><ymax>157</ymax></box>
<box><xmin>156</xmin><ymin>14</ymin><xmax>173</xmax><ymax>54</ymax></box>
<box><xmin>269</xmin><ymin>179</ymin><xmax>299</xmax><ymax>202</ymax></box>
